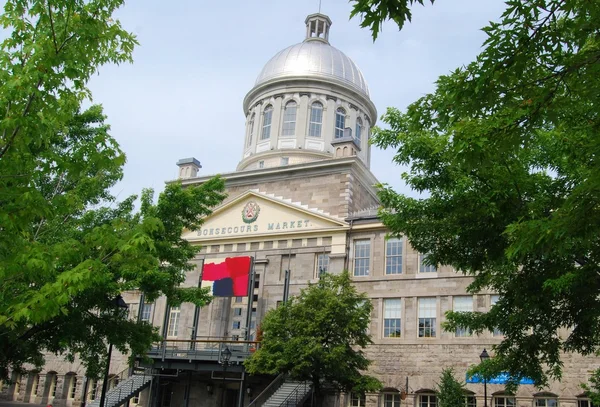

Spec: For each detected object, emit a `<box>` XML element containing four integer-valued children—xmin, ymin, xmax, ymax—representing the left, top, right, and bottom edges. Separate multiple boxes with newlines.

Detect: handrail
<box><xmin>88</xmin><ymin>367</ymin><xmax>153</xmax><ymax>407</ymax></box>
<box><xmin>280</xmin><ymin>381</ymin><xmax>311</xmax><ymax>407</ymax></box>
<box><xmin>247</xmin><ymin>373</ymin><xmax>286</xmax><ymax>407</ymax></box>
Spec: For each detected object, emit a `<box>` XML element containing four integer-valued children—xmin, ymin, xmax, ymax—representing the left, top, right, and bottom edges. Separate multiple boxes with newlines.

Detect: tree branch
<box><xmin>47</xmin><ymin>1</ymin><xmax>58</xmax><ymax>53</ymax></box>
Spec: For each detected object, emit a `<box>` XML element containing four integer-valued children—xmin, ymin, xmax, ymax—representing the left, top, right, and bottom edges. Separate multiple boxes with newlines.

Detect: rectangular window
<box><xmin>536</xmin><ymin>399</ymin><xmax>558</xmax><ymax>407</ymax></box>
<box><xmin>454</xmin><ymin>296</ymin><xmax>473</xmax><ymax>337</ymax></box>
<box><xmin>49</xmin><ymin>375</ymin><xmax>57</xmax><ymax>398</ymax></box>
<box><xmin>385</xmin><ymin>238</ymin><xmax>403</xmax><ymax>274</ymax></box>
<box><xmin>233</xmin><ymin>308</ymin><xmax>242</xmax><ymax>316</ymax></box>
<box><xmin>418</xmin><ymin>298</ymin><xmax>437</xmax><ymax>338</ymax></box>
<box><xmin>419</xmin><ymin>253</ymin><xmax>437</xmax><ymax>273</ymax></box>
<box><xmin>578</xmin><ymin>400</ymin><xmax>593</xmax><ymax>407</ymax></box>
<box><xmin>494</xmin><ymin>397</ymin><xmax>515</xmax><ymax>407</ymax></box>
<box><xmin>316</xmin><ymin>253</ymin><xmax>329</xmax><ymax>278</ymax></box>
<box><xmin>353</xmin><ymin>240</ymin><xmax>370</xmax><ymax>277</ymax></box>
<box><xmin>250</xmin><ymin>320</ymin><xmax>256</xmax><ymax>329</ymax></box>
<box><xmin>350</xmin><ymin>393</ymin><xmax>366</xmax><ymax>407</ymax></box>
<box><xmin>31</xmin><ymin>374</ymin><xmax>39</xmax><ymax>397</ymax></box>
<box><xmin>490</xmin><ymin>295</ymin><xmax>503</xmax><ymax>336</ymax></box>
<box><xmin>420</xmin><ymin>395</ymin><xmax>438</xmax><ymax>407</ymax></box>
<box><xmin>384</xmin><ymin>394</ymin><xmax>401</xmax><ymax>407</ymax></box>
<box><xmin>466</xmin><ymin>396</ymin><xmax>477</xmax><ymax>407</ymax></box>
<box><xmin>235</xmin><ymin>297</ymin><xmax>243</xmax><ymax>303</ymax></box>
<box><xmin>281</xmin><ymin>157</ymin><xmax>289</xmax><ymax>166</ymax></box>
<box><xmin>258</xmin><ymin>160</ymin><xmax>264</xmax><ymax>168</ymax></box>
<box><xmin>68</xmin><ymin>377</ymin><xmax>76</xmax><ymax>399</ymax></box>
<box><xmin>167</xmin><ymin>306</ymin><xmax>180</xmax><ymax>337</ymax></box>
<box><xmin>141</xmin><ymin>303</ymin><xmax>152</xmax><ymax>322</ymax></box>
<box><xmin>282</xmin><ymin>103</ymin><xmax>297</xmax><ymax>136</ymax></box>
<box><xmin>383</xmin><ymin>299</ymin><xmax>402</xmax><ymax>338</ymax></box>
<box><xmin>88</xmin><ymin>379</ymin><xmax>98</xmax><ymax>401</ymax></box>
<box><xmin>232</xmin><ymin>321</ymin><xmax>241</xmax><ymax>329</ymax></box>
<box><xmin>309</xmin><ymin>104</ymin><xmax>323</xmax><ymax>137</ymax></box>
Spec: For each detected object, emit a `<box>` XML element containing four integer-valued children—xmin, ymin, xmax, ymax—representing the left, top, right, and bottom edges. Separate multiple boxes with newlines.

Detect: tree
<box><xmin>350</xmin><ymin>0</ymin><xmax>600</xmax><ymax>389</ymax></box>
<box><xmin>436</xmin><ymin>368</ymin><xmax>467</xmax><ymax>407</ymax></box>
<box><xmin>0</xmin><ymin>0</ymin><xmax>227</xmax><ymax>380</ymax></box>
<box><xmin>244</xmin><ymin>271</ymin><xmax>382</xmax><ymax>405</ymax></box>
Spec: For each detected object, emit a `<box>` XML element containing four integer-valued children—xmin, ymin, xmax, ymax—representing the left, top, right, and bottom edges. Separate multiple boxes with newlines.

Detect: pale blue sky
<box><xmin>85</xmin><ymin>0</ymin><xmax>507</xmax><ymax>201</ymax></box>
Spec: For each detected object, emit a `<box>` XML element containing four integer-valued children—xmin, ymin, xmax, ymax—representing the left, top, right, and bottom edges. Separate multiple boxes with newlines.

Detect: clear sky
<box><xmin>86</xmin><ymin>0</ymin><xmax>507</xmax><ymax>201</ymax></box>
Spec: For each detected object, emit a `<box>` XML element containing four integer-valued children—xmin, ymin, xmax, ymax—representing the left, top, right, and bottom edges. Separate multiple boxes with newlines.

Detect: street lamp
<box><xmin>480</xmin><ymin>349</ymin><xmax>490</xmax><ymax>407</ymax></box>
<box><xmin>220</xmin><ymin>347</ymin><xmax>232</xmax><ymax>407</ymax></box>
<box><xmin>99</xmin><ymin>295</ymin><xmax>128</xmax><ymax>407</ymax></box>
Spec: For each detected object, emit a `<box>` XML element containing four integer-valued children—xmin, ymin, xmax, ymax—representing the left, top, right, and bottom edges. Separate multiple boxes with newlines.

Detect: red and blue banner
<box><xmin>201</xmin><ymin>256</ymin><xmax>252</xmax><ymax>297</ymax></box>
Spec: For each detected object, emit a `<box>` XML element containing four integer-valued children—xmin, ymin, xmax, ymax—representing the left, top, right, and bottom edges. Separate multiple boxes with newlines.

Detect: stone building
<box><xmin>2</xmin><ymin>11</ymin><xmax>599</xmax><ymax>407</ymax></box>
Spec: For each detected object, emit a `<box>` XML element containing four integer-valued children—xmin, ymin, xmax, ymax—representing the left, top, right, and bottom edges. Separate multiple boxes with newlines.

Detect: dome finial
<box><xmin>304</xmin><ymin>13</ymin><xmax>332</xmax><ymax>44</ymax></box>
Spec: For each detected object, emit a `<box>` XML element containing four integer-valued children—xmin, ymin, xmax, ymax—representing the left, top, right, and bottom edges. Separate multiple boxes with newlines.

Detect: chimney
<box><xmin>176</xmin><ymin>157</ymin><xmax>201</xmax><ymax>179</ymax></box>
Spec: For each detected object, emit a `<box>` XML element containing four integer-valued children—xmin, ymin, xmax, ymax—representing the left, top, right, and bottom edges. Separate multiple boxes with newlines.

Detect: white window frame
<box><xmin>383</xmin><ymin>393</ymin><xmax>401</xmax><ymax>407</ymax></box>
<box><xmin>88</xmin><ymin>379</ymin><xmax>98</xmax><ymax>401</ymax></box>
<box><xmin>335</xmin><ymin>108</ymin><xmax>346</xmax><ymax>138</ymax></box>
<box><xmin>385</xmin><ymin>237</ymin><xmax>403</xmax><ymax>275</ymax></box>
<box><xmin>141</xmin><ymin>303</ymin><xmax>152</xmax><ymax>322</ymax></box>
<box><xmin>535</xmin><ymin>397</ymin><xmax>558</xmax><ymax>407</ymax></box>
<box><xmin>355</xmin><ymin>117</ymin><xmax>362</xmax><ymax>144</ymax></box>
<box><xmin>420</xmin><ymin>394</ymin><xmax>438</xmax><ymax>407</ymax></box>
<box><xmin>316</xmin><ymin>253</ymin><xmax>329</xmax><ymax>278</ymax></box>
<box><xmin>282</xmin><ymin>101</ymin><xmax>297</xmax><ymax>137</ymax></box>
<box><xmin>465</xmin><ymin>395</ymin><xmax>477</xmax><ymax>407</ymax></box>
<box><xmin>577</xmin><ymin>399</ymin><xmax>593</xmax><ymax>407</ymax></box>
<box><xmin>490</xmin><ymin>295</ymin><xmax>503</xmax><ymax>336</ymax></box>
<box><xmin>419</xmin><ymin>253</ymin><xmax>437</xmax><ymax>273</ymax></box>
<box><xmin>261</xmin><ymin>105</ymin><xmax>273</xmax><ymax>140</ymax></box>
<box><xmin>350</xmin><ymin>393</ymin><xmax>366</xmax><ymax>407</ymax></box>
<box><xmin>383</xmin><ymin>299</ymin><xmax>402</xmax><ymax>338</ymax></box>
<box><xmin>308</xmin><ymin>102</ymin><xmax>323</xmax><ymax>137</ymax></box>
<box><xmin>418</xmin><ymin>298</ymin><xmax>437</xmax><ymax>338</ymax></box>
<box><xmin>494</xmin><ymin>396</ymin><xmax>516</xmax><ymax>407</ymax></box>
<box><xmin>167</xmin><ymin>306</ymin><xmax>181</xmax><ymax>338</ymax></box>
<box><xmin>48</xmin><ymin>374</ymin><xmax>57</xmax><ymax>398</ymax></box>
<box><xmin>453</xmin><ymin>296</ymin><xmax>473</xmax><ymax>337</ymax></box>
<box><xmin>247</xmin><ymin>113</ymin><xmax>255</xmax><ymax>147</ymax></box>
<box><xmin>68</xmin><ymin>376</ymin><xmax>77</xmax><ymax>399</ymax></box>
<box><xmin>353</xmin><ymin>239</ymin><xmax>370</xmax><ymax>277</ymax></box>
<box><xmin>31</xmin><ymin>374</ymin><xmax>40</xmax><ymax>398</ymax></box>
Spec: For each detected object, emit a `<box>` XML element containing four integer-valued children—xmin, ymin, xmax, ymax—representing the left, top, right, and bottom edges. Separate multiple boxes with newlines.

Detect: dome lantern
<box><xmin>304</xmin><ymin>13</ymin><xmax>332</xmax><ymax>44</ymax></box>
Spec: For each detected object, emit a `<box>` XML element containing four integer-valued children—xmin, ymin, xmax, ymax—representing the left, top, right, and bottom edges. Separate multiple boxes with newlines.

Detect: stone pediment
<box><xmin>183</xmin><ymin>189</ymin><xmax>348</xmax><ymax>242</ymax></box>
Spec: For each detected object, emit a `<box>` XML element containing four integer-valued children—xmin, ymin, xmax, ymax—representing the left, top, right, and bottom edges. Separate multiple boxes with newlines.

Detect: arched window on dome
<box><xmin>308</xmin><ymin>102</ymin><xmax>323</xmax><ymax>137</ymax></box>
<box><xmin>335</xmin><ymin>107</ymin><xmax>346</xmax><ymax>138</ymax></box>
<box><xmin>261</xmin><ymin>105</ymin><xmax>273</xmax><ymax>140</ymax></box>
<box><xmin>247</xmin><ymin>113</ymin><xmax>255</xmax><ymax>147</ymax></box>
<box><xmin>282</xmin><ymin>101</ymin><xmax>297</xmax><ymax>137</ymax></box>
<box><xmin>355</xmin><ymin>117</ymin><xmax>363</xmax><ymax>144</ymax></box>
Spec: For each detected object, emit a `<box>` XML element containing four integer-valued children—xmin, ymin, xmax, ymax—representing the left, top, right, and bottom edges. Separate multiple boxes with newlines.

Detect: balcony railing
<box><xmin>146</xmin><ymin>337</ymin><xmax>261</xmax><ymax>363</ymax></box>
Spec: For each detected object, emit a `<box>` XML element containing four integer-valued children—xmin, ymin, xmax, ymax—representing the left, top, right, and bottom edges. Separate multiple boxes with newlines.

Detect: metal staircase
<box><xmin>87</xmin><ymin>370</ymin><xmax>152</xmax><ymax>407</ymax></box>
<box><xmin>261</xmin><ymin>380</ymin><xmax>312</xmax><ymax>407</ymax></box>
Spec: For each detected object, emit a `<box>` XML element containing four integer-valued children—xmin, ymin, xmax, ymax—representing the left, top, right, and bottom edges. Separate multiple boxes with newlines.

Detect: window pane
<box><xmin>316</xmin><ymin>254</ymin><xmax>329</xmax><ymax>277</ymax></box>
<box><xmin>335</xmin><ymin>108</ymin><xmax>345</xmax><ymax>138</ymax></box>
<box><xmin>419</xmin><ymin>253</ymin><xmax>437</xmax><ymax>273</ymax></box>
<box><xmin>384</xmin><ymin>299</ymin><xmax>402</xmax><ymax>338</ymax></box>
<box><xmin>353</xmin><ymin>240</ymin><xmax>370</xmax><ymax>276</ymax></box>
<box><xmin>309</xmin><ymin>103</ymin><xmax>323</xmax><ymax>137</ymax></box>
<box><xmin>262</xmin><ymin>106</ymin><xmax>273</xmax><ymax>140</ymax></box>
<box><xmin>282</xmin><ymin>102</ymin><xmax>297</xmax><ymax>136</ymax></box>
<box><xmin>355</xmin><ymin>118</ymin><xmax>362</xmax><ymax>144</ymax></box>
<box><xmin>386</xmin><ymin>238</ymin><xmax>403</xmax><ymax>274</ymax></box>
<box><xmin>490</xmin><ymin>295</ymin><xmax>503</xmax><ymax>336</ymax></box>
<box><xmin>167</xmin><ymin>306</ymin><xmax>180</xmax><ymax>337</ymax></box>
<box><xmin>454</xmin><ymin>296</ymin><xmax>473</xmax><ymax>337</ymax></box>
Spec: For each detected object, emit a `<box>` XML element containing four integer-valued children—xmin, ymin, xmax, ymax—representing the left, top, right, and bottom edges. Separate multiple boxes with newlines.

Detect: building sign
<box><xmin>196</xmin><ymin>219</ymin><xmax>313</xmax><ymax>237</ymax></box>
<box><xmin>466</xmin><ymin>373</ymin><xmax>534</xmax><ymax>385</ymax></box>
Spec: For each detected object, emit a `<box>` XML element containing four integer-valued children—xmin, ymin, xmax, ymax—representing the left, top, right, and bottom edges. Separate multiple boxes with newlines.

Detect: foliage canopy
<box><xmin>245</xmin><ymin>272</ymin><xmax>382</xmax><ymax>402</ymax></box>
<box><xmin>352</xmin><ymin>0</ymin><xmax>600</xmax><ymax>390</ymax></box>
<box><xmin>0</xmin><ymin>0</ymin><xmax>226</xmax><ymax>379</ymax></box>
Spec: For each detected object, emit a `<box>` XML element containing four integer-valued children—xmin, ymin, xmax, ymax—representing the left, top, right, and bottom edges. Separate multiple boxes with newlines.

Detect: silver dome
<box><xmin>255</xmin><ymin>41</ymin><xmax>370</xmax><ymax>97</ymax></box>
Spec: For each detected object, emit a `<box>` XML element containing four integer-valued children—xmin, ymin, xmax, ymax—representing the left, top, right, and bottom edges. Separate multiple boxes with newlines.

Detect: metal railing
<box><xmin>87</xmin><ymin>368</ymin><xmax>153</xmax><ymax>407</ymax></box>
<box><xmin>247</xmin><ymin>373</ymin><xmax>286</xmax><ymax>407</ymax></box>
<box><xmin>147</xmin><ymin>337</ymin><xmax>261</xmax><ymax>362</ymax></box>
<box><xmin>280</xmin><ymin>381</ymin><xmax>311</xmax><ymax>407</ymax></box>
<box><xmin>86</xmin><ymin>366</ymin><xmax>131</xmax><ymax>404</ymax></box>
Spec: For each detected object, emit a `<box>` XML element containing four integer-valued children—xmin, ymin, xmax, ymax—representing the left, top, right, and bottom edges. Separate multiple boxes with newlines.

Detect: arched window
<box><xmin>335</xmin><ymin>107</ymin><xmax>346</xmax><ymax>138</ymax></box>
<box><xmin>355</xmin><ymin>117</ymin><xmax>363</xmax><ymax>144</ymax></box>
<box><xmin>282</xmin><ymin>101</ymin><xmax>297</xmax><ymax>137</ymax></box>
<box><xmin>247</xmin><ymin>113</ymin><xmax>255</xmax><ymax>147</ymax></box>
<box><xmin>308</xmin><ymin>102</ymin><xmax>323</xmax><ymax>137</ymax></box>
<box><xmin>261</xmin><ymin>106</ymin><xmax>273</xmax><ymax>140</ymax></box>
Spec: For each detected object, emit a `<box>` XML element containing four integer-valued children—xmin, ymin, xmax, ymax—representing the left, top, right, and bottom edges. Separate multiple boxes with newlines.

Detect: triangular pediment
<box><xmin>183</xmin><ymin>190</ymin><xmax>348</xmax><ymax>242</ymax></box>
